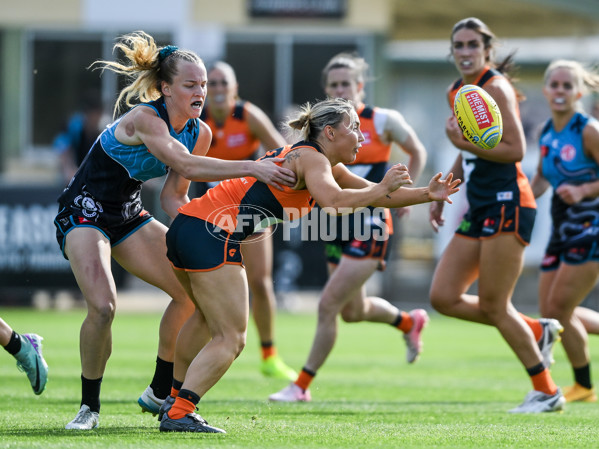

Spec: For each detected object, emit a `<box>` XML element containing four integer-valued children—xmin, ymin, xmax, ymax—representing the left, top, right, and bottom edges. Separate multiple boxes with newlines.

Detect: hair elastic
<box><xmin>159</xmin><ymin>45</ymin><xmax>179</xmax><ymax>63</ymax></box>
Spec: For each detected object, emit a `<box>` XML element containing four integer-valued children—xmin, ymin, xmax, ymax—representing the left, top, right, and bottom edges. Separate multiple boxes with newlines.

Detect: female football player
<box><xmin>531</xmin><ymin>59</ymin><xmax>599</xmax><ymax>403</ymax></box>
<box><xmin>428</xmin><ymin>17</ymin><xmax>564</xmax><ymax>413</ymax></box>
<box><xmin>195</xmin><ymin>61</ymin><xmax>295</xmax><ymax>381</ymax></box>
<box><xmin>158</xmin><ymin>97</ymin><xmax>460</xmax><ymax>432</ymax></box>
<box><xmin>270</xmin><ymin>52</ymin><xmax>430</xmax><ymax>403</ymax></box>
<box><xmin>54</xmin><ymin>31</ymin><xmax>296</xmax><ymax>430</ymax></box>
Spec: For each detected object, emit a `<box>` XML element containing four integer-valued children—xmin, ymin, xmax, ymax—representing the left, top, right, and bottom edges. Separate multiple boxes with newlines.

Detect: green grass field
<box><xmin>0</xmin><ymin>306</ymin><xmax>597</xmax><ymax>448</ymax></box>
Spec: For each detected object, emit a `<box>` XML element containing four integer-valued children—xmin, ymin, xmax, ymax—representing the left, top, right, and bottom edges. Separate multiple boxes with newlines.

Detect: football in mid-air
<box><xmin>453</xmin><ymin>84</ymin><xmax>503</xmax><ymax>150</ymax></box>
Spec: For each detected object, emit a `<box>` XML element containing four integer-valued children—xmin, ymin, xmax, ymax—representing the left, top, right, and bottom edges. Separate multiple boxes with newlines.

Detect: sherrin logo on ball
<box><xmin>453</xmin><ymin>84</ymin><xmax>503</xmax><ymax>150</ymax></box>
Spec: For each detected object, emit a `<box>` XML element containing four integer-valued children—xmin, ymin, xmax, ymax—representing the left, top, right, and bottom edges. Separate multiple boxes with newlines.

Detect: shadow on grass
<box><xmin>1</xmin><ymin>427</ymin><xmax>228</xmax><ymax>438</ymax></box>
<box><xmin>50</xmin><ymin>398</ymin><xmax>141</xmax><ymax>406</ymax></box>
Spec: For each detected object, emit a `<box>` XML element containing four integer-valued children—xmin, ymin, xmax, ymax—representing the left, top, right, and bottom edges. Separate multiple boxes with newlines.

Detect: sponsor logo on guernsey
<box><xmin>482</xmin><ymin>217</ymin><xmax>496</xmax><ymax>234</ymax></box>
<box><xmin>542</xmin><ymin>254</ymin><xmax>558</xmax><ymax>266</ymax></box>
<box><xmin>497</xmin><ymin>191</ymin><xmax>513</xmax><ymax>201</ymax></box>
<box><xmin>567</xmin><ymin>247</ymin><xmax>587</xmax><ymax>262</ymax></box>
<box><xmin>540</xmin><ymin>145</ymin><xmax>549</xmax><ymax>157</ymax></box>
<box><xmin>560</xmin><ymin>144</ymin><xmax>576</xmax><ymax>162</ymax></box>
<box><xmin>227</xmin><ymin>134</ymin><xmax>248</xmax><ymax>147</ymax></box>
<box><xmin>465</xmin><ymin>91</ymin><xmax>492</xmax><ymax>129</ymax></box>
<box><xmin>457</xmin><ymin>219</ymin><xmax>471</xmax><ymax>233</ymax></box>
<box><xmin>361</xmin><ymin>131</ymin><xmax>372</xmax><ymax>145</ymax></box>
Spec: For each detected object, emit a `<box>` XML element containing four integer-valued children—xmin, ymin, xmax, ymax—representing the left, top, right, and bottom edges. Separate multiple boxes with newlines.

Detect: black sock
<box><xmin>3</xmin><ymin>331</ymin><xmax>21</xmax><ymax>355</ymax></box>
<box><xmin>172</xmin><ymin>378</ymin><xmax>183</xmax><ymax>392</ymax></box>
<box><xmin>81</xmin><ymin>375</ymin><xmax>102</xmax><ymax>413</ymax></box>
<box><xmin>574</xmin><ymin>364</ymin><xmax>592</xmax><ymax>389</ymax></box>
<box><xmin>391</xmin><ymin>314</ymin><xmax>403</xmax><ymax>327</ymax></box>
<box><xmin>301</xmin><ymin>367</ymin><xmax>316</xmax><ymax>377</ymax></box>
<box><xmin>178</xmin><ymin>388</ymin><xmax>201</xmax><ymax>406</ymax></box>
<box><xmin>149</xmin><ymin>356</ymin><xmax>173</xmax><ymax>400</ymax></box>
<box><xmin>526</xmin><ymin>363</ymin><xmax>545</xmax><ymax>377</ymax></box>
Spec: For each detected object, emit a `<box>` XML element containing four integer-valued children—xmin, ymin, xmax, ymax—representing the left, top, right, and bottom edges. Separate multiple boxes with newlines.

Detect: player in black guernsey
<box><xmin>428</xmin><ymin>17</ymin><xmax>564</xmax><ymax>413</ymax></box>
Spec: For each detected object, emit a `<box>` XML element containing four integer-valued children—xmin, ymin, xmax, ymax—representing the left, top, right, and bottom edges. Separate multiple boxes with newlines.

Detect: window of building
<box><xmin>226</xmin><ymin>32</ymin><xmax>372</xmax><ymax>123</ymax></box>
<box><xmin>26</xmin><ymin>31</ymin><xmax>172</xmax><ymax>153</ymax></box>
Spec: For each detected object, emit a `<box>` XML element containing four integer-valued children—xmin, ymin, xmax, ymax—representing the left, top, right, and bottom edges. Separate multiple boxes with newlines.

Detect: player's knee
<box><xmin>247</xmin><ymin>276</ymin><xmax>272</xmax><ymax>299</ymax></box>
<box><xmin>229</xmin><ymin>332</ymin><xmax>247</xmax><ymax>359</ymax></box>
<box><xmin>213</xmin><ymin>331</ymin><xmax>246</xmax><ymax>360</ymax></box>
<box><xmin>340</xmin><ymin>306</ymin><xmax>362</xmax><ymax>323</ymax></box>
<box><xmin>478</xmin><ymin>299</ymin><xmax>504</xmax><ymax>323</ymax></box>
<box><xmin>318</xmin><ymin>295</ymin><xmax>341</xmax><ymax>321</ymax></box>
<box><xmin>543</xmin><ymin>303</ymin><xmax>568</xmax><ymax>323</ymax></box>
<box><xmin>430</xmin><ymin>288</ymin><xmax>452</xmax><ymax>315</ymax></box>
<box><xmin>87</xmin><ymin>301</ymin><xmax>116</xmax><ymax>325</ymax></box>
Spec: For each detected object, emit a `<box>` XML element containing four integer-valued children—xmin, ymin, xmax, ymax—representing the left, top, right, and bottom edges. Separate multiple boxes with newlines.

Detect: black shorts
<box><xmin>455</xmin><ymin>203</ymin><xmax>536</xmax><ymax>245</ymax></box>
<box><xmin>541</xmin><ymin>242</ymin><xmax>599</xmax><ymax>271</ymax></box>
<box><xmin>166</xmin><ymin>214</ymin><xmax>244</xmax><ymax>272</ymax></box>
<box><xmin>324</xmin><ymin>208</ymin><xmax>391</xmax><ymax>271</ymax></box>
<box><xmin>54</xmin><ymin>207</ymin><xmax>154</xmax><ymax>259</ymax></box>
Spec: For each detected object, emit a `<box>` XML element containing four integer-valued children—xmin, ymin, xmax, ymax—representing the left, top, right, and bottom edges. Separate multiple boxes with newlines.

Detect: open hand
<box><xmin>428</xmin><ymin>172</ymin><xmax>461</xmax><ymax>204</ymax></box>
<box><xmin>253</xmin><ymin>158</ymin><xmax>297</xmax><ymax>191</ymax></box>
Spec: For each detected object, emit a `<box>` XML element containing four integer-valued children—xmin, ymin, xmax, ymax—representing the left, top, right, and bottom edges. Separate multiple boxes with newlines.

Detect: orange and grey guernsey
<box><xmin>178</xmin><ymin>141</ymin><xmax>318</xmax><ymax>241</ymax></box>
<box><xmin>350</xmin><ymin>103</ymin><xmax>392</xmax><ymax>183</ymax></box>
<box><xmin>449</xmin><ymin>66</ymin><xmax>536</xmax><ymax>211</ymax></box>
<box><xmin>201</xmin><ymin>100</ymin><xmax>261</xmax><ymax>161</ymax></box>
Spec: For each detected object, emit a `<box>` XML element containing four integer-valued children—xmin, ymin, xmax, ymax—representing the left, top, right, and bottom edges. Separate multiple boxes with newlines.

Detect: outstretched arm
<box><xmin>129</xmin><ymin>107</ymin><xmax>296</xmax><ymax>189</ymax></box>
<box><xmin>332</xmin><ymin>162</ymin><xmax>459</xmax><ymax>209</ymax></box>
<box><xmin>299</xmin><ymin>151</ymin><xmax>410</xmax><ymax>214</ymax></box>
<box><xmin>371</xmin><ymin>172</ymin><xmax>460</xmax><ymax>208</ymax></box>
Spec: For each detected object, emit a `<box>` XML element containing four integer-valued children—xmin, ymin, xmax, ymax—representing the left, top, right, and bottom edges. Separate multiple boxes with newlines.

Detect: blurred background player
<box><xmin>53</xmin><ymin>89</ymin><xmax>106</xmax><ymax>185</ymax></box>
<box><xmin>531</xmin><ymin>59</ymin><xmax>599</xmax><ymax>403</ymax></box>
<box><xmin>194</xmin><ymin>61</ymin><xmax>295</xmax><ymax>380</ymax></box>
<box><xmin>270</xmin><ymin>52</ymin><xmax>430</xmax><ymax>402</ymax></box>
<box><xmin>0</xmin><ymin>317</ymin><xmax>48</xmax><ymax>395</ymax></box>
<box><xmin>428</xmin><ymin>17</ymin><xmax>564</xmax><ymax>413</ymax></box>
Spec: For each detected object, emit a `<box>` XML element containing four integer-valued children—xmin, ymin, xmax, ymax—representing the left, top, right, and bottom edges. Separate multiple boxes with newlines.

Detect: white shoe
<box><xmin>65</xmin><ymin>405</ymin><xmax>99</xmax><ymax>430</ymax></box>
<box><xmin>269</xmin><ymin>382</ymin><xmax>311</xmax><ymax>402</ymax></box>
<box><xmin>508</xmin><ymin>388</ymin><xmax>565</xmax><ymax>413</ymax></box>
<box><xmin>538</xmin><ymin>318</ymin><xmax>563</xmax><ymax>367</ymax></box>
<box><xmin>138</xmin><ymin>385</ymin><xmax>164</xmax><ymax>416</ymax></box>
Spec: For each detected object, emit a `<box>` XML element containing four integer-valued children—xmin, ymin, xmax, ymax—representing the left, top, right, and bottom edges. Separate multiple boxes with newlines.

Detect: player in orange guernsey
<box><xmin>157</xmin><ymin>98</ymin><xmax>461</xmax><ymax>433</ymax></box>
<box><xmin>429</xmin><ymin>17</ymin><xmax>564</xmax><ymax>413</ymax></box>
<box><xmin>270</xmin><ymin>52</ymin><xmax>429</xmax><ymax>403</ymax></box>
<box><xmin>197</xmin><ymin>61</ymin><xmax>296</xmax><ymax>381</ymax></box>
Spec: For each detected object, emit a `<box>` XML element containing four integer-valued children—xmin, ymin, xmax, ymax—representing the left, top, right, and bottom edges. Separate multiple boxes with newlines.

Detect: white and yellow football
<box><xmin>453</xmin><ymin>84</ymin><xmax>503</xmax><ymax>150</ymax></box>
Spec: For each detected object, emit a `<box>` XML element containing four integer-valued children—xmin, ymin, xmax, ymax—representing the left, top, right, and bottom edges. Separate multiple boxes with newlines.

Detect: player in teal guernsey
<box><xmin>56</xmin><ymin>97</ymin><xmax>199</xmax><ymax>231</ymax></box>
<box><xmin>54</xmin><ymin>31</ymin><xmax>295</xmax><ymax>431</ymax></box>
<box><xmin>531</xmin><ymin>59</ymin><xmax>599</xmax><ymax>403</ymax></box>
